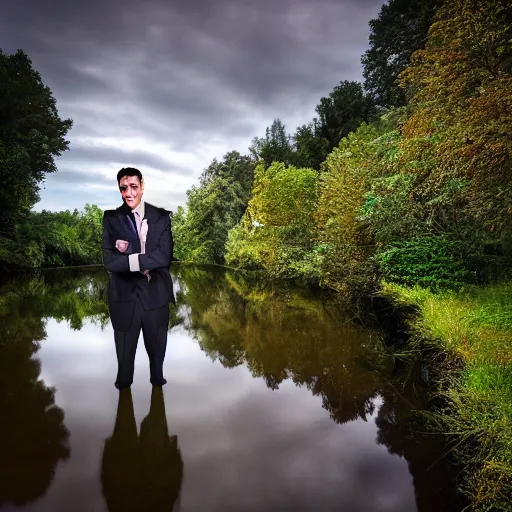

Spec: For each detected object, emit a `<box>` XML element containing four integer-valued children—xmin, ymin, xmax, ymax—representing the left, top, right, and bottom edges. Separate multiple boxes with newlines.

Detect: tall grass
<box><xmin>381</xmin><ymin>281</ymin><xmax>512</xmax><ymax>511</ymax></box>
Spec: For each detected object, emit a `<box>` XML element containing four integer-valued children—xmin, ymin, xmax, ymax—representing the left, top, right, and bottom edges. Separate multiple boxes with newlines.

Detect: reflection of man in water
<box><xmin>101</xmin><ymin>387</ymin><xmax>184</xmax><ymax>511</ymax></box>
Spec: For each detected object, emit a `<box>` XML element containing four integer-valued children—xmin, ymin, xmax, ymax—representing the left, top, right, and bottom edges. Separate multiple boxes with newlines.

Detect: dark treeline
<box><xmin>0</xmin><ymin>206</ymin><xmax>103</xmax><ymax>268</ymax></box>
<box><xmin>0</xmin><ymin>48</ymin><xmax>78</xmax><ymax>269</ymax></box>
<box><xmin>0</xmin><ymin>47</ymin><xmax>105</xmax><ymax>269</ymax></box>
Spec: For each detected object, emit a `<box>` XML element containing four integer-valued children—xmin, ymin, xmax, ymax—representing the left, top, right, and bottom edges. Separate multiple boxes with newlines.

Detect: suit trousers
<box><xmin>113</xmin><ymin>297</ymin><xmax>169</xmax><ymax>388</ymax></box>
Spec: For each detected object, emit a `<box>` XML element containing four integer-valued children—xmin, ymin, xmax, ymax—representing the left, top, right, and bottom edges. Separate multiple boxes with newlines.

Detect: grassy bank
<box><xmin>381</xmin><ymin>281</ymin><xmax>512</xmax><ymax>510</ymax></box>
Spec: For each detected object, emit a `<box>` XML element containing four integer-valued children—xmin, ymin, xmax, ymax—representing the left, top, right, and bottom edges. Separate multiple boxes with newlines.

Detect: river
<box><xmin>0</xmin><ymin>265</ymin><xmax>465</xmax><ymax>511</ymax></box>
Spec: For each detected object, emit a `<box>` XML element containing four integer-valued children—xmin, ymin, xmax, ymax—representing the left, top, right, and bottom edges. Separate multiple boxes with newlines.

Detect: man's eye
<box><xmin>120</xmin><ymin>186</ymin><xmax>127</xmax><ymax>191</ymax></box>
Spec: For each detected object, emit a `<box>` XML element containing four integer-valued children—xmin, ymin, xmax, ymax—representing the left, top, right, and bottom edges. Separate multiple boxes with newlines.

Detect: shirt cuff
<box><xmin>128</xmin><ymin>253</ymin><xmax>140</xmax><ymax>272</ymax></box>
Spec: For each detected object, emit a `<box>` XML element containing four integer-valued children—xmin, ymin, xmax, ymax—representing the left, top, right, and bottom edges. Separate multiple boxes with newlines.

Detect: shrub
<box><xmin>376</xmin><ymin>235</ymin><xmax>475</xmax><ymax>289</ymax></box>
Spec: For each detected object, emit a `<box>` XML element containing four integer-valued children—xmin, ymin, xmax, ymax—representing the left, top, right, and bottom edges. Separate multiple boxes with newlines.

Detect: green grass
<box><xmin>381</xmin><ymin>280</ymin><xmax>512</xmax><ymax>511</ymax></box>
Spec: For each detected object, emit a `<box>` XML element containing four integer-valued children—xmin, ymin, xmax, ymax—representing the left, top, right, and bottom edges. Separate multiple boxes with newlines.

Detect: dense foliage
<box><xmin>361</xmin><ymin>0</ymin><xmax>442</xmax><ymax>109</ymax></box>
<box><xmin>315</xmin><ymin>113</ymin><xmax>403</xmax><ymax>300</ymax></box>
<box><xmin>0</xmin><ymin>205</ymin><xmax>103</xmax><ymax>268</ymax></box>
<box><xmin>398</xmin><ymin>0</ymin><xmax>512</xmax><ymax>283</ymax></box>
<box><xmin>172</xmin><ymin>151</ymin><xmax>255</xmax><ymax>264</ymax></box>
<box><xmin>0</xmin><ymin>49</ymin><xmax>72</xmax><ymax>237</ymax></box>
<box><xmin>225</xmin><ymin>162</ymin><xmax>319</xmax><ymax>280</ymax></box>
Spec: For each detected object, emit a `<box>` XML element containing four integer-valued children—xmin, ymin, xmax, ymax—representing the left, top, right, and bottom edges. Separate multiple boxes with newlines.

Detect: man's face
<box><xmin>119</xmin><ymin>175</ymin><xmax>144</xmax><ymax>209</ymax></box>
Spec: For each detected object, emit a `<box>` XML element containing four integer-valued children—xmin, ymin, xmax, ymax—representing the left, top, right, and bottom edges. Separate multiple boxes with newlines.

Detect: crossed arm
<box><xmin>102</xmin><ymin>214</ymin><xmax>173</xmax><ymax>274</ymax></box>
<box><xmin>138</xmin><ymin>220</ymin><xmax>173</xmax><ymax>272</ymax></box>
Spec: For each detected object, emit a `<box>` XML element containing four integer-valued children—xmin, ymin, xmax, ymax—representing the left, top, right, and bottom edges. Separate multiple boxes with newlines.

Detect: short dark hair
<box><xmin>117</xmin><ymin>167</ymin><xmax>143</xmax><ymax>184</ymax></box>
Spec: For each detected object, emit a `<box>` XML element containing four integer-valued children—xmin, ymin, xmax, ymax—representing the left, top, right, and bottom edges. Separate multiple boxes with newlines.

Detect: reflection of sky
<box><xmin>6</xmin><ymin>316</ymin><xmax>417</xmax><ymax>512</ymax></box>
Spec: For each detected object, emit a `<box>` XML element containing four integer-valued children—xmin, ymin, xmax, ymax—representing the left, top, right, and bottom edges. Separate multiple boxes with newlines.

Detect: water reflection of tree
<box><xmin>42</xmin><ymin>268</ymin><xmax>111</xmax><ymax>330</ymax></box>
<box><xmin>0</xmin><ymin>268</ymin><xmax>138</xmax><ymax>507</ymax></box>
<box><xmin>173</xmin><ymin>266</ymin><xmax>389</xmax><ymax>425</ymax></box>
<box><xmin>173</xmin><ymin>267</ymin><xmax>467</xmax><ymax>508</ymax></box>
<box><xmin>376</xmin><ymin>363</ymin><xmax>468</xmax><ymax>511</ymax></box>
<box><xmin>42</xmin><ymin>268</ymin><xmax>181</xmax><ymax>332</ymax></box>
<box><xmin>0</xmin><ymin>275</ymin><xmax>70</xmax><ymax>507</ymax></box>
<box><xmin>0</xmin><ymin>267</ymin><xmax>466</xmax><ymax>509</ymax></box>
<box><xmin>101</xmin><ymin>387</ymin><xmax>184</xmax><ymax>512</ymax></box>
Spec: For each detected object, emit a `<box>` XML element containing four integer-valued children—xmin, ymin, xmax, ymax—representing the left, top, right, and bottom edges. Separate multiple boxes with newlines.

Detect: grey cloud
<box><xmin>2</xmin><ymin>0</ymin><xmax>385</xmax><ymax>139</ymax></box>
<box><xmin>125</xmin><ymin>0</ymin><xmax>384</xmax><ymax>136</ymax></box>
<box><xmin>36</xmin><ymin>176</ymin><xmax>186</xmax><ymax>213</ymax></box>
<box><xmin>35</xmin><ymin>183</ymin><xmax>116</xmax><ymax>212</ymax></box>
<box><xmin>45</xmin><ymin>169</ymin><xmax>112</xmax><ymax>186</ymax></box>
<box><xmin>1</xmin><ymin>0</ymin><xmax>386</xmax><ymax>210</ymax></box>
<box><xmin>57</xmin><ymin>145</ymin><xmax>194</xmax><ymax>177</ymax></box>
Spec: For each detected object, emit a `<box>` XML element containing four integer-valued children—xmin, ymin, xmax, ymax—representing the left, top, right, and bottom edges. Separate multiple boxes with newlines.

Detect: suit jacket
<box><xmin>102</xmin><ymin>201</ymin><xmax>174</xmax><ymax>331</ymax></box>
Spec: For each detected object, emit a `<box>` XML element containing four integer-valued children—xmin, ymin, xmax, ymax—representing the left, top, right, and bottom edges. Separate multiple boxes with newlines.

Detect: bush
<box><xmin>225</xmin><ymin>162</ymin><xmax>319</xmax><ymax>281</ymax></box>
<box><xmin>376</xmin><ymin>235</ymin><xmax>475</xmax><ymax>289</ymax></box>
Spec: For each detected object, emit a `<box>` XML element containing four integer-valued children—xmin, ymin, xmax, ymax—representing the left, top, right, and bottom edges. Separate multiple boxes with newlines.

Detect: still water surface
<box><xmin>0</xmin><ymin>266</ymin><xmax>463</xmax><ymax>511</ymax></box>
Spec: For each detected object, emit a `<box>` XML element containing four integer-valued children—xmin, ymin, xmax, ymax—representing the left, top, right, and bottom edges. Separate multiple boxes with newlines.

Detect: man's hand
<box><xmin>116</xmin><ymin>240</ymin><xmax>130</xmax><ymax>253</ymax></box>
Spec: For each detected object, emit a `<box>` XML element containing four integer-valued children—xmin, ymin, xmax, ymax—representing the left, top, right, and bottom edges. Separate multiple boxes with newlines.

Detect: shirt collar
<box><xmin>131</xmin><ymin>199</ymin><xmax>145</xmax><ymax>219</ymax></box>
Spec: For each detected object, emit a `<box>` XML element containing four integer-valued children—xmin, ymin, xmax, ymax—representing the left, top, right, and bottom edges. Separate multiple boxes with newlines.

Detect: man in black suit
<box><xmin>102</xmin><ymin>167</ymin><xmax>174</xmax><ymax>389</ymax></box>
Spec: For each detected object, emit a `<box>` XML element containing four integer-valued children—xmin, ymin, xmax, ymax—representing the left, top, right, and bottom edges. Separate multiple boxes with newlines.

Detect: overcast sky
<box><xmin>1</xmin><ymin>0</ymin><xmax>386</xmax><ymax>213</ymax></box>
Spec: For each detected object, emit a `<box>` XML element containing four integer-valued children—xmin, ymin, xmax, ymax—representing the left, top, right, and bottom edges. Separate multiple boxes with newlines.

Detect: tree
<box><xmin>199</xmin><ymin>150</ymin><xmax>255</xmax><ymax>205</ymax></box>
<box><xmin>170</xmin><ymin>206</ymin><xmax>190</xmax><ymax>262</ymax></box>
<box><xmin>77</xmin><ymin>204</ymin><xmax>104</xmax><ymax>264</ymax></box>
<box><xmin>0</xmin><ymin>49</ymin><xmax>72</xmax><ymax>236</ymax></box>
<box><xmin>249</xmin><ymin>119</ymin><xmax>293</xmax><ymax>167</ymax></box>
<box><xmin>315</xmin><ymin>81</ymin><xmax>376</xmax><ymax>151</ymax></box>
<box><xmin>291</xmin><ymin>121</ymin><xmax>330</xmax><ymax>171</ymax></box>
<box><xmin>225</xmin><ymin>162</ymin><xmax>319</xmax><ymax>280</ymax></box>
<box><xmin>0</xmin><ymin>205</ymin><xmax>105</xmax><ymax>268</ymax></box>
<box><xmin>174</xmin><ymin>152</ymin><xmax>256</xmax><ymax>264</ymax></box>
<box><xmin>361</xmin><ymin>0</ymin><xmax>442</xmax><ymax>109</ymax></box>
<box><xmin>315</xmin><ymin>122</ymin><xmax>389</xmax><ymax>301</ymax></box>
<box><xmin>398</xmin><ymin>0</ymin><xmax>512</xmax><ymax>282</ymax></box>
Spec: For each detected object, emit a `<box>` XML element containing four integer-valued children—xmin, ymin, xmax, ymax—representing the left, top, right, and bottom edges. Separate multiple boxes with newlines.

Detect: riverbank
<box><xmin>381</xmin><ymin>280</ymin><xmax>512</xmax><ymax>510</ymax></box>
